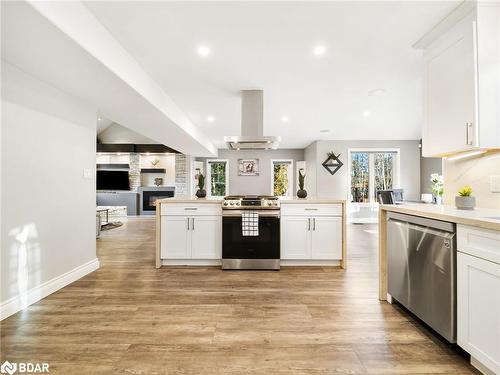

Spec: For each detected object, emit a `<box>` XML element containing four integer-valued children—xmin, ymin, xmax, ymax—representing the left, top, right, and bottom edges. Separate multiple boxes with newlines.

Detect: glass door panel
<box><xmin>350</xmin><ymin>152</ymin><xmax>369</xmax><ymax>203</ymax></box>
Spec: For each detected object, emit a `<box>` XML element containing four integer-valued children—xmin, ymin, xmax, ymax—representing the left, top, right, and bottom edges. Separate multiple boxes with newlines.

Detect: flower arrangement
<box><xmin>430</xmin><ymin>173</ymin><xmax>444</xmax><ymax>197</ymax></box>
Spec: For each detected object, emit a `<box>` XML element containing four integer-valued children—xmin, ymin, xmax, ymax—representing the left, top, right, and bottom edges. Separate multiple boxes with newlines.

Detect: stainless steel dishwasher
<box><xmin>387</xmin><ymin>212</ymin><xmax>457</xmax><ymax>342</ymax></box>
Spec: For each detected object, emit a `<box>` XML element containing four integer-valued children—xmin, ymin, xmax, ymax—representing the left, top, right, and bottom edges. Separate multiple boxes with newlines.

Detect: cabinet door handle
<box><xmin>466</xmin><ymin>122</ymin><xmax>473</xmax><ymax>146</ymax></box>
<box><xmin>305</xmin><ymin>208</ymin><xmax>318</xmax><ymax>211</ymax></box>
<box><xmin>307</xmin><ymin>218</ymin><xmax>311</xmax><ymax>231</ymax></box>
<box><xmin>184</xmin><ymin>207</ymin><xmax>198</xmax><ymax>211</ymax></box>
<box><xmin>191</xmin><ymin>217</ymin><xmax>195</xmax><ymax>230</ymax></box>
<box><xmin>187</xmin><ymin>217</ymin><xmax>190</xmax><ymax>230</ymax></box>
<box><xmin>313</xmin><ymin>218</ymin><xmax>316</xmax><ymax>231</ymax></box>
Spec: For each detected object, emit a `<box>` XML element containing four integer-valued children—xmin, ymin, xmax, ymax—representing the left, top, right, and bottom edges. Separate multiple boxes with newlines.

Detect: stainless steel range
<box><xmin>222</xmin><ymin>195</ymin><xmax>280</xmax><ymax>270</ymax></box>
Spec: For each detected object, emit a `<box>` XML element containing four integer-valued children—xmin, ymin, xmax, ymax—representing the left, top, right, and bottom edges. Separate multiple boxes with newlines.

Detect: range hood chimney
<box><xmin>224</xmin><ymin>90</ymin><xmax>281</xmax><ymax>150</ymax></box>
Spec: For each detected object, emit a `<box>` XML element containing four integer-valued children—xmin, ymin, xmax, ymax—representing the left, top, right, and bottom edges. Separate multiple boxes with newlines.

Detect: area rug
<box><xmin>101</xmin><ymin>222</ymin><xmax>123</xmax><ymax>231</ymax></box>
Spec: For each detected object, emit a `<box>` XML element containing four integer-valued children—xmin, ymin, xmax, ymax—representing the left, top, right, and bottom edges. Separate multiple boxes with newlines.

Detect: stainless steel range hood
<box><xmin>224</xmin><ymin>90</ymin><xmax>281</xmax><ymax>150</ymax></box>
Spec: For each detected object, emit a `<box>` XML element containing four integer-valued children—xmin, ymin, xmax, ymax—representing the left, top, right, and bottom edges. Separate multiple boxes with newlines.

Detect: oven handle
<box><xmin>222</xmin><ymin>210</ymin><xmax>280</xmax><ymax>218</ymax></box>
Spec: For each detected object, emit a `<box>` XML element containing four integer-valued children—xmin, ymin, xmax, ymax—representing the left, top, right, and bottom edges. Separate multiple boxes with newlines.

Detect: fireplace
<box><xmin>138</xmin><ymin>187</ymin><xmax>175</xmax><ymax>214</ymax></box>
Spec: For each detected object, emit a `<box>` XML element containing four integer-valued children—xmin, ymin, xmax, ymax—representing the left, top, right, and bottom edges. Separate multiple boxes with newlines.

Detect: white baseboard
<box><xmin>471</xmin><ymin>356</ymin><xmax>496</xmax><ymax>375</ymax></box>
<box><xmin>0</xmin><ymin>258</ymin><xmax>100</xmax><ymax>320</ymax></box>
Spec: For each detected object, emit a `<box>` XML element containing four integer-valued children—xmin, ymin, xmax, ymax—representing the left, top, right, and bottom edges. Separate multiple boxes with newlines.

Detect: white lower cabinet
<box><xmin>457</xmin><ymin>225</ymin><xmax>500</xmax><ymax>375</ymax></box>
<box><xmin>457</xmin><ymin>252</ymin><xmax>500</xmax><ymax>375</ymax></box>
<box><xmin>161</xmin><ymin>216</ymin><xmax>191</xmax><ymax>259</ymax></box>
<box><xmin>281</xmin><ymin>216</ymin><xmax>342</xmax><ymax>260</ymax></box>
<box><xmin>191</xmin><ymin>216</ymin><xmax>222</xmax><ymax>259</ymax></box>
<box><xmin>161</xmin><ymin>215</ymin><xmax>221</xmax><ymax>260</ymax></box>
<box><xmin>311</xmin><ymin>217</ymin><xmax>342</xmax><ymax>260</ymax></box>
<box><xmin>281</xmin><ymin>216</ymin><xmax>311</xmax><ymax>259</ymax></box>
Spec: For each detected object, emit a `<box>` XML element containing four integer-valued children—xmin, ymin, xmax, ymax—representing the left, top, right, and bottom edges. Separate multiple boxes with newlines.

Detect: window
<box><xmin>349</xmin><ymin>150</ymin><xmax>399</xmax><ymax>203</ymax></box>
<box><xmin>206</xmin><ymin>160</ymin><xmax>228</xmax><ymax>197</ymax></box>
<box><xmin>271</xmin><ymin>160</ymin><xmax>293</xmax><ymax>197</ymax></box>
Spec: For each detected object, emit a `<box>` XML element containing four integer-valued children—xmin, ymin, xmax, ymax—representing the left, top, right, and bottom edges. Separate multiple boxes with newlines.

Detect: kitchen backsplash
<box><xmin>443</xmin><ymin>151</ymin><xmax>500</xmax><ymax>209</ymax></box>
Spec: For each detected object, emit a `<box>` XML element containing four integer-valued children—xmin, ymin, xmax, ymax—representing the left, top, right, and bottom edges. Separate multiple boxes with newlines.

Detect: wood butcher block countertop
<box><xmin>280</xmin><ymin>198</ymin><xmax>346</xmax><ymax>204</ymax></box>
<box><xmin>156</xmin><ymin>197</ymin><xmax>223</xmax><ymax>204</ymax></box>
<box><xmin>380</xmin><ymin>203</ymin><xmax>500</xmax><ymax>231</ymax></box>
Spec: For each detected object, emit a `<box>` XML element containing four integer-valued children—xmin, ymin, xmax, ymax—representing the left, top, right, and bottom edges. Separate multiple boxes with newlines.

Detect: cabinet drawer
<box><xmin>161</xmin><ymin>203</ymin><xmax>222</xmax><ymax>216</ymax></box>
<box><xmin>281</xmin><ymin>203</ymin><xmax>342</xmax><ymax>216</ymax></box>
<box><xmin>458</xmin><ymin>225</ymin><xmax>500</xmax><ymax>264</ymax></box>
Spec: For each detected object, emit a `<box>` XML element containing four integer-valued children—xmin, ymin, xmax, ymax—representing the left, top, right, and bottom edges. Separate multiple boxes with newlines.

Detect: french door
<box><xmin>349</xmin><ymin>150</ymin><xmax>400</xmax><ymax>204</ymax></box>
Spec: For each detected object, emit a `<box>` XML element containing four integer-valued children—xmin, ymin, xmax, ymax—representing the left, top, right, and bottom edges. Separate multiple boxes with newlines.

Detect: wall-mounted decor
<box><xmin>322</xmin><ymin>152</ymin><xmax>344</xmax><ymax>175</ymax></box>
<box><xmin>238</xmin><ymin>159</ymin><xmax>259</xmax><ymax>176</ymax></box>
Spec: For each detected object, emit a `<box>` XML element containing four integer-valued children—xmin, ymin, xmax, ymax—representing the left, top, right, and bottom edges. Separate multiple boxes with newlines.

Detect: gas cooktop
<box><xmin>222</xmin><ymin>195</ymin><xmax>280</xmax><ymax>209</ymax></box>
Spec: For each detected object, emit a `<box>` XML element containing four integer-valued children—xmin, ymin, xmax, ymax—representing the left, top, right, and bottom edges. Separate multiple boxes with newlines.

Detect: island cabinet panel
<box><xmin>457</xmin><ymin>252</ymin><xmax>500</xmax><ymax>374</ymax></box>
<box><xmin>310</xmin><ymin>217</ymin><xmax>342</xmax><ymax>260</ymax></box>
<box><xmin>281</xmin><ymin>217</ymin><xmax>311</xmax><ymax>259</ymax></box>
<box><xmin>281</xmin><ymin>208</ymin><xmax>342</xmax><ymax>261</ymax></box>
<box><xmin>161</xmin><ymin>216</ymin><xmax>191</xmax><ymax>259</ymax></box>
<box><xmin>160</xmin><ymin>203</ymin><xmax>222</xmax><ymax>261</ymax></box>
<box><xmin>191</xmin><ymin>216</ymin><xmax>222</xmax><ymax>259</ymax></box>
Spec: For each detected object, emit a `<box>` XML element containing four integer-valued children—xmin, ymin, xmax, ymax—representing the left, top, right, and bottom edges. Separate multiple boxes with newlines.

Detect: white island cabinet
<box><xmin>280</xmin><ymin>201</ymin><xmax>346</xmax><ymax>268</ymax></box>
<box><xmin>157</xmin><ymin>200</ymin><xmax>222</xmax><ymax>267</ymax></box>
<box><xmin>415</xmin><ymin>2</ymin><xmax>500</xmax><ymax>157</ymax></box>
<box><xmin>457</xmin><ymin>225</ymin><xmax>500</xmax><ymax>375</ymax></box>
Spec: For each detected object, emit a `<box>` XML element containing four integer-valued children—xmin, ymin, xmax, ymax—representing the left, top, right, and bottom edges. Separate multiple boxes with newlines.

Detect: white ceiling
<box><xmin>84</xmin><ymin>1</ymin><xmax>459</xmax><ymax>149</ymax></box>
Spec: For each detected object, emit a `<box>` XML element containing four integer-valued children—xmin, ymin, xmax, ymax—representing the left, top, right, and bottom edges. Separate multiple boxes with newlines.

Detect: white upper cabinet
<box><xmin>416</xmin><ymin>2</ymin><xmax>500</xmax><ymax>157</ymax></box>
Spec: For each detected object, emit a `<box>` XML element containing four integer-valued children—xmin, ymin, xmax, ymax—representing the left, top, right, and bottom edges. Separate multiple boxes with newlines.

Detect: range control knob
<box><xmin>223</xmin><ymin>202</ymin><xmax>228</xmax><ymax>206</ymax></box>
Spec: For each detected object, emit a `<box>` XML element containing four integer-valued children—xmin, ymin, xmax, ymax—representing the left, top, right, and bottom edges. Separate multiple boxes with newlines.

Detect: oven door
<box><xmin>222</xmin><ymin>210</ymin><xmax>280</xmax><ymax>261</ymax></box>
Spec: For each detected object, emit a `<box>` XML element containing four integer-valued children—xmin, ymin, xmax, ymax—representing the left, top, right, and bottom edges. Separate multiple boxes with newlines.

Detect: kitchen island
<box><xmin>156</xmin><ymin>197</ymin><xmax>346</xmax><ymax>269</ymax></box>
<box><xmin>379</xmin><ymin>203</ymin><xmax>500</xmax><ymax>375</ymax></box>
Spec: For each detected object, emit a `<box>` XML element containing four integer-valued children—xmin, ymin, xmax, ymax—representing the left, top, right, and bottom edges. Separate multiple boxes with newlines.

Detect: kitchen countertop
<box><xmin>157</xmin><ymin>197</ymin><xmax>346</xmax><ymax>204</ymax></box>
<box><xmin>279</xmin><ymin>198</ymin><xmax>346</xmax><ymax>204</ymax></box>
<box><xmin>380</xmin><ymin>203</ymin><xmax>500</xmax><ymax>231</ymax></box>
<box><xmin>156</xmin><ymin>197</ymin><xmax>223</xmax><ymax>204</ymax></box>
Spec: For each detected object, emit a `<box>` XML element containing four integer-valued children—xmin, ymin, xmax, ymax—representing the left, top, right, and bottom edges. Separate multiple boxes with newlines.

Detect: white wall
<box><xmin>305</xmin><ymin>140</ymin><xmax>421</xmax><ymax>200</ymax></box>
<box><xmin>98</xmin><ymin>122</ymin><xmax>158</xmax><ymax>144</ymax></box>
<box><xmin>211</xmin><ymin>149</ymin><xmax>305</xmax><ymax>196</ymax></box>
<box><xmin>1</xmin><ymin>63</ymin><xmax>98</xmax><ymax>319</ymax></box>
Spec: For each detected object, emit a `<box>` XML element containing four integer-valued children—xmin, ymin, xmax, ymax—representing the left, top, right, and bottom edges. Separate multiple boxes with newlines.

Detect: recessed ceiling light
<box><xmin>368</xmin><ymin>89</ymin><xmax>386</xmax><ymax>97</ymax></box>
<box><xmin>320</xmin><ymin>129</ymin><xmax>330</xmax><ymax>133</ymax></box>
<box><xmin>314</xmin><ymin>45</ymin><xmax>326</xmax><ymax>56</ymax></box>
<box><xmin>281</xmin><ymin>116</ymin><xmax>289</xmax><ymax>123</ymax></box>
<box><xmin>363</xmin><ymin>111</ymin><xmax>371</xmax><ymax>118</ymax></box>
<box><xmin>207</xmin><ymin>115</ymin><xmax>215</xmax><ymax>123</ymax></box>
<box><xmin>197</xmin><ymin>45</ymin><xmax>210</xmax><ymax>57</ymax></box>
<box><xmin>98</xmin><ymin>117</ymin><xmax>102</xmax><ymax>121</ymax></box>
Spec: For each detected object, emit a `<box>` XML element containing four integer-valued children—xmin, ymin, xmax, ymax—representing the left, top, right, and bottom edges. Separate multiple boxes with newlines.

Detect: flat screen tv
<box><xmin>96</xmin><ymin>170</ymin><xmax>130</xmax><ymax>191</ymax></box>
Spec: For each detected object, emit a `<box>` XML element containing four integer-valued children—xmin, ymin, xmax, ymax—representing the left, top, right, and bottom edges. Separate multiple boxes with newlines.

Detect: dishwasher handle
<box><xmin>387</xmin><ymin>212</ymin><xmax>455</xmax><ymax>233</ymax></box>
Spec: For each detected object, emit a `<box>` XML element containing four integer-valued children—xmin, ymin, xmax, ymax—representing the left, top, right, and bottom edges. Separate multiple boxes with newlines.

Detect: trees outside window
<box><xmin>207</xmin><ymin>160</ymin><xmax>228</xmax><ymax>197</ymax></box>
<box><xmin>349</xmin><ymin>151</ymin><xmax>399</xmax><ymax>203</ymax></box>
<box><xmin>272</xmin><ymin>160</ymin><xmax>293</xmax><ymax>197</ymax></box>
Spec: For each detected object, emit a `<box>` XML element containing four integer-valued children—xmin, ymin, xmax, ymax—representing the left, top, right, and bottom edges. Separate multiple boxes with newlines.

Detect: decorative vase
<box><xmin>455</xmin><ymin>196</ymin><xmax>475</xmax><ymax>210</ymax></box>
<box><xmin>435</xmin><ymin>196</ymin><xmax>443</xmax><ymax>205</ymax></box>
<box><xmin>195</xmin><ymin>189</ymin><xmax>207</xmax><ymax>198</ymax></box>
<box><xmin>297</xmin><ymin>189</ymin><xmax>307</xmax><ymax>199</ymax></box>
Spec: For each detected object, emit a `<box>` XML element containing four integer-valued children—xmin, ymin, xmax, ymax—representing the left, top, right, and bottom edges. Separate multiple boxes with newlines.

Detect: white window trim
<box><xmin>347</xmin><ymin>148</ymin><xmax>400</xmax><ymax>204</ymax></box>
<box><xmin>206</xmin><ymin>159</ymin><xmax>229</xmax><ymax>197</ymax></box>
<box><xmin>270</xmin><ymin>159</ymin><xmax>294</xmax><ymax>197</ymax></box>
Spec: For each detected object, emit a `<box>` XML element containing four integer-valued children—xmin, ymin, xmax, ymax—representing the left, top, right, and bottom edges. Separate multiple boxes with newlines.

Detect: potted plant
<box><xmin>455</xmin><ymin>185</ymin><xmax>475</xmax><ymax>210</ymax></box>
<box><xmin>430</xmin><ymin>173</ymin><xmax>444</xmax><ymax>205</ymax></box>
<box><xmin>297</xmin><ymin>169</ymin><xmax>307</xmax><ymax>198</ymax></box>
<box><xmin>195</xmin><ymin>174</ymin><xmax>207</xmax><ymax>198</ymax></box>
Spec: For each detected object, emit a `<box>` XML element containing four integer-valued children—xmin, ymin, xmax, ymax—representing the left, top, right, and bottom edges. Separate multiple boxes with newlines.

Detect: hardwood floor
<box><xmin>1</xmin><ymin>218</ymin><xmax>477</xmax><ymax>374</ymax></box>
